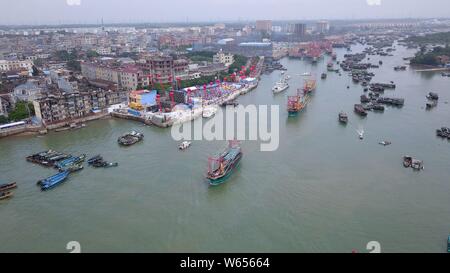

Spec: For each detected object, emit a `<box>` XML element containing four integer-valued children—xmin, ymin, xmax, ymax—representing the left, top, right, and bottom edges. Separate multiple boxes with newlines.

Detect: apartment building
<box><xmin>0</xmin><ymin>59</ymin><xmax>33</xmax><ymax>75</ymax></box>
<box><xmin>81</xmin><ymin>62</ymin><xmax>148</xmax><ymax>91</ymax></box>
<box><xmin>33</xmin><ymin>89</ymin><xmax>127</xmax><ymax>125</ymax></box>
<box><xmin>213</xmin><ymin>49</ymin><xmax>235</xmax><ymax>67</ymax></box>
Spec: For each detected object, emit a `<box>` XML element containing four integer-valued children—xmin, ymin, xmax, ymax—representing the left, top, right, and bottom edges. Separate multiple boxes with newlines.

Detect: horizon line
<box><xmin>1</xmin><ymin>17</ymin><xmax>449</xmax><ymax>28</ymax></box>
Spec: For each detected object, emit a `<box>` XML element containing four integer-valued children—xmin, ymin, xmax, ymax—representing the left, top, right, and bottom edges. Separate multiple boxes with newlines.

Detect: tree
<box><xmin>0</xmin><ymin>115</ymin><xmax>8</xmax><ymax>125</ymax></box>
<box><xmin>87</xmin><ymin>50</ymin><xmax>100</xmax><ymax>58</ymax></box>
<box><xmin>8</xmin><ymin>101</ymin><xmax>35</xmax><ymax>121</ymax></box>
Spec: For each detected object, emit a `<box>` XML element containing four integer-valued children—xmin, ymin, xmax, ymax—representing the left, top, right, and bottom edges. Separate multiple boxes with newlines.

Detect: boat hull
<box><xmin>207</xmin><ymin>153</ymin><xmax>242</xmax><ymax>186</ymax></box>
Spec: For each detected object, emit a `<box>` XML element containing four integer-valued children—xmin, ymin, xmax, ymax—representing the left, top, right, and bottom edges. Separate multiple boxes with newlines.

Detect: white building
<box><xmin>96</xmin><ymin>47</ymin><xmax>112</xmax><ymax>55</ymax></box>
<box><xmin>13</xmin><ymin>80</ymin><xmax>45</xmax><ymax>103</ymax></box>
<box><xmin>316</xmin><ymin>21</ymin><xmax>330</xmax><ymax>34</ymax></box>
<box><xmin>0</xmin><ymin>59</ymin><xmax>34</xmax><ymax>75</ymax></box>
<box><xmin>213</xmin><ymin>49</ymin><xmax>234</xmax><ymax>67</ymax></box>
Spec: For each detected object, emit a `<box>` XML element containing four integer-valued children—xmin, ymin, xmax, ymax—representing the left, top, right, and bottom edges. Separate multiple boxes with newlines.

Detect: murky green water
<box><xmin>1</xmin><ymin>44</ymin><xmax>449</xmax><ymax>253</ymax></box>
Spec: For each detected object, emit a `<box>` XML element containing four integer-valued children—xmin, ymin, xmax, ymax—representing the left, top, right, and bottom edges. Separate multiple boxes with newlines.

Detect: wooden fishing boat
<box><xmin>0</xmin><ymin>182</ymin><xmax>17</xmax><ymax>192</ymax></box>
<box><xmin>0</xmin><ymin>191</ymin><xmax>13</xmax><ymax>201</ymax></box>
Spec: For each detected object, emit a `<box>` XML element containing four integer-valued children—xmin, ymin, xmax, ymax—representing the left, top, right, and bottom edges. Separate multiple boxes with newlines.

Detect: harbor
<box><xmin>1</xmin><ymin>43</ymin><xmax>450</xmax><ymax>252</ymax></box>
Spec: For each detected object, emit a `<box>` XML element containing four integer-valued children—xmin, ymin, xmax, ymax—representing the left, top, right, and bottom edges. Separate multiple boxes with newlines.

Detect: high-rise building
<box><xmin>293</xmin><ymin>23</ymin><xmax>306</xmax><ymax>37</ymax></box>
<box><xmin>256</xmin><ymin>20</ymin><xmax>273</xmax><ymax>32</ymax></box>
<box><xmin>316</xmin><ymin>21</ymin><xmax>330</xmax><ymax>34</ymax></box>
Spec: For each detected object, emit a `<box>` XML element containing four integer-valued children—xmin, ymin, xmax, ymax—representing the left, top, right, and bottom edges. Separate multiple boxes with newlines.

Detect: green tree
<box><xmin>8</xmin><ymin>102</ymin><xmax>35</xmax><ymax>121</ymax></box>
<box><xmin>0</xmin><ymin>115</ymin><xmax>9</xmax><ymax>125</ymax></box>
<box><xmin>87</xmin><ymin>50</ymin><xmax>100</xmax><ymax>58</ymax></box>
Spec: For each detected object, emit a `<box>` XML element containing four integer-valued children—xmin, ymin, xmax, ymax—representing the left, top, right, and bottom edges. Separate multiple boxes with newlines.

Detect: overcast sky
<box><xmin>1</xmin><ymin>0</ymin><xmax>450</xmax><ymax>25</ymax></box>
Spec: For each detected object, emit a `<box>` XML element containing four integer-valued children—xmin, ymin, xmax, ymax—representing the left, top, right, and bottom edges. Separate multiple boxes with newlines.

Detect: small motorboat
<box><xmin>356</xmin><ymin>129</ymin><xmax>364</xmax><ymax>140</ymax></box>
<box><xmin>88</xmin><ymin>155</ymin><xmax>103</xmax><ymax>165</ymax></box>
<box><xmin>300</xmin><ymin>72</ymin><xmax>311</xmax><ymax>77</ymax></box>
<box><xmin>338</xmin><ymin>112</ymin><xmax>348</xmax><ymax>124</ymax></box>
<box><xmin>179</xmin><ymin>141</ymin><xmax>192</xmax><ymax>150</ymax></box>
<box><xmin>0</xmin><ymin>191</ymin><xmax>13</xmax><ymax>201</ymax></box>
<box><xmin>403</xmin><ymin>156</ymin><xmax>413</xmax><ymax>168</ymax></box>
<box><xmin>379</xmin><ymin>141</ymin><xmax>392</xmax><ymax>146</ymax></box>
<box><xmin>0</xmin><ymin>182</ymin><xmax>17</xmax><ymax>192</ymax></box>
<box><xmin>411</xmin><ymin>159</ymin><xmax>424</xmax><ymax>170</ymax></box>
<box><xmin>104</xmin><ymin>162</ymin><xmax>119</xmax><ymax>168</ymax></box>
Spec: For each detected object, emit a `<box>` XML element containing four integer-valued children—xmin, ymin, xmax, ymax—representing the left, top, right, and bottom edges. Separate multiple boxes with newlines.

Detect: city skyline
<box><xmin>1</xmin><ymin>0</ymin><xmax>450</xmax><ymax>26</ymax></box>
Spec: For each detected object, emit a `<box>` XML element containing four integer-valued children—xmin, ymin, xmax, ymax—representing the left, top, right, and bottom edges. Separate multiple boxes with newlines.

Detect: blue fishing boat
<box><xmin>38</xmin><ymin>171</ymin><xmax>70</xmax><ymax>191</ymax></box>
<box><xmin>55</xmin><ymin>154</ymin><xmax>86</xmax><ymax>169</ymax></box>
<box><xmin>207</xmin><ymin>141</ymin><xmax>242</xmax><ymax>186</ymax></box>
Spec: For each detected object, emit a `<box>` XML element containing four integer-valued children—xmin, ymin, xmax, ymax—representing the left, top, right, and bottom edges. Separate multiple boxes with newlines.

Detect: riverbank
<box><xmin>0</xmin><ymin>111</ymin><xmax>110</xmax><ymax>139</ymax></box>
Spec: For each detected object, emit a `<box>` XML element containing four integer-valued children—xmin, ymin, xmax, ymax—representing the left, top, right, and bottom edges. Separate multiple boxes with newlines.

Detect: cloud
<box><xmin>66</xmin><ymin>0</ymin><xmax>81</xmax><ymax>6</ymax></box>
<box><xmin>367</xmin><ymin>0</ymin><xmax>381</xmax><ymax>6</ymax></box>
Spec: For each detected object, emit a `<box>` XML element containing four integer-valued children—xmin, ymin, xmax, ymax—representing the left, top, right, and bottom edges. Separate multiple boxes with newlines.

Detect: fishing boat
<box><xmin>426</xmin><ymin>92</ymin><xmax>439</xmax><ymax>100</ymax></box>
<box><xmin>39</xmin><ymin>171</ymin><xmax>70</xmax><ymax>191</ymax></box>
<box><xmin>88</xmin><ymin>155</ymin><xmax>103</xmax><ymax>165</ymax></box>
<box><xmin>0</xmin><ymin>191</ymin><xmax>13</xmax><ymax>201</ymax></box>
<box><xmin>321</xmin><ymin>73</ymin><xmax>327</xmax><ymax>79</ymax></box>
<box><xmin>55</xmin><ymin>154</ymin><xmax>86</xmax><ymax>169</ymax></box>
<box><xmin>272</xmin><ymin>80</ymin><xmax>289</xmax><ymax>94</ymax></box>
<box><xmin>207</xmin><ymin>141</ymin><xmax>243</xmax><ymax>185</ymax></box>
<box><xmin>338</xmin><ymin>112</ymin><xmax>348</xmax><ymax>124</ymax></box>
<box><xmin>327</xmin><ymin>62</ymin><xmax>334</xmax><ymax>71</ymax></box>
<box><xmin>403</xmin><ymin>156</ymin><xmax>412</xmax><ymax>168</ymax></box>
<box><xmin>179</xmin><ymin>141</ymin><xmax>192</xmax><ymax>150</ymax></box>
<box><xmin>60</xmin><ymin>164</ymin><xmax>84</xmax><ymax>173</ymax></box>
<box><xmin>354</xmin><ymin>104</ymin><xmax>368</xmax><ymax>116</ymax></box>
<box><xmin>118</xmin><ymin>131</ymin><xmax>144</xmax><ymax>146</ymax></box>
<box><xmin>379</xmin><ymin>141</ymin><xmax>392</xmax><ymax>146</ymax></box>
<box><xmin>287</xmin><ymin>89</ymin><xmax>310</xmax><ymax>116</ymax></box>
<box><xmin>0</xmin><ymin>182</ymin><xmax>17</xmax><ymax>192</ymax></box>
<box><xmin>303</xmin><ymin>78</ymin><xmax>316</xmax><ymax>94</ymax></box>
<box><xmin>426</xmin><ymin>100</ymin><xmax>438</xmax><ymax>109</ymax></box>
<box><xmin>300</xmin><ymin>72</ymin><xmax>311</xmax><ymax>77</ymax></box>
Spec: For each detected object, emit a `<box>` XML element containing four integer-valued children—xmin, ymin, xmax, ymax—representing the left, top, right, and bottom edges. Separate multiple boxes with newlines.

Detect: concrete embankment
<box><xmin>0</xmin><ymin>112</ymin><xmax>111</xmax><ymax>139</ymax></box>
<box><xmin>0</xmin><ymin>125</ymin><xmax>45</xmax><ymax>138</ymax></box>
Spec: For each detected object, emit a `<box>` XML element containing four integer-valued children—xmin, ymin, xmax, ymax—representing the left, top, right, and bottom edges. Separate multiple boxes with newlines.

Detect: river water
<box><xmin>1</xmin><ymin>44</ymin><xmax>449</xmax><ymax>253</ymax></box>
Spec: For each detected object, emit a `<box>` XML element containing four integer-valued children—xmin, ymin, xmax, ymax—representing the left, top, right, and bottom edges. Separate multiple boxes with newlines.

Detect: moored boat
<box><xmin>55</xmin><ymin>154</ymin><xmax>86</xmax><ymax>169</ymax></box>
<box><xmin>0</xmin><ymin>182</ymin><xmax>17</xmax><ymax>192</ymax></box>
<box><xmin>118</xmin><ymin>131</ymin><xmax>144</xmax><ymax>146</ymax></box>
<box><xmin>0</xmin><ymin>191</ymin><xmax>13</xmax><ymax>201</ymax></box>
<box><xmin>338</xmin><ymin>112</ymin><xmax>348</xmax><ymax>124</ymax></box>
<box><xmin>88</xmin><ymin>155</ymin><xmax>103</xmax><ymax>165</ymax></box>
<box><xmin>207</xmin><ymin>141</ymin><xmax>243</xmax><ymax>185</ymax></box>
<box><xmin>354</xmin><ymin>104</ymin><xmax>368</xmax><ymax>116</ymax></box>
<box><xmin>39</xmin><ymin>171</ymin><xmax>70</xmax><ymax>191</ymax></box>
